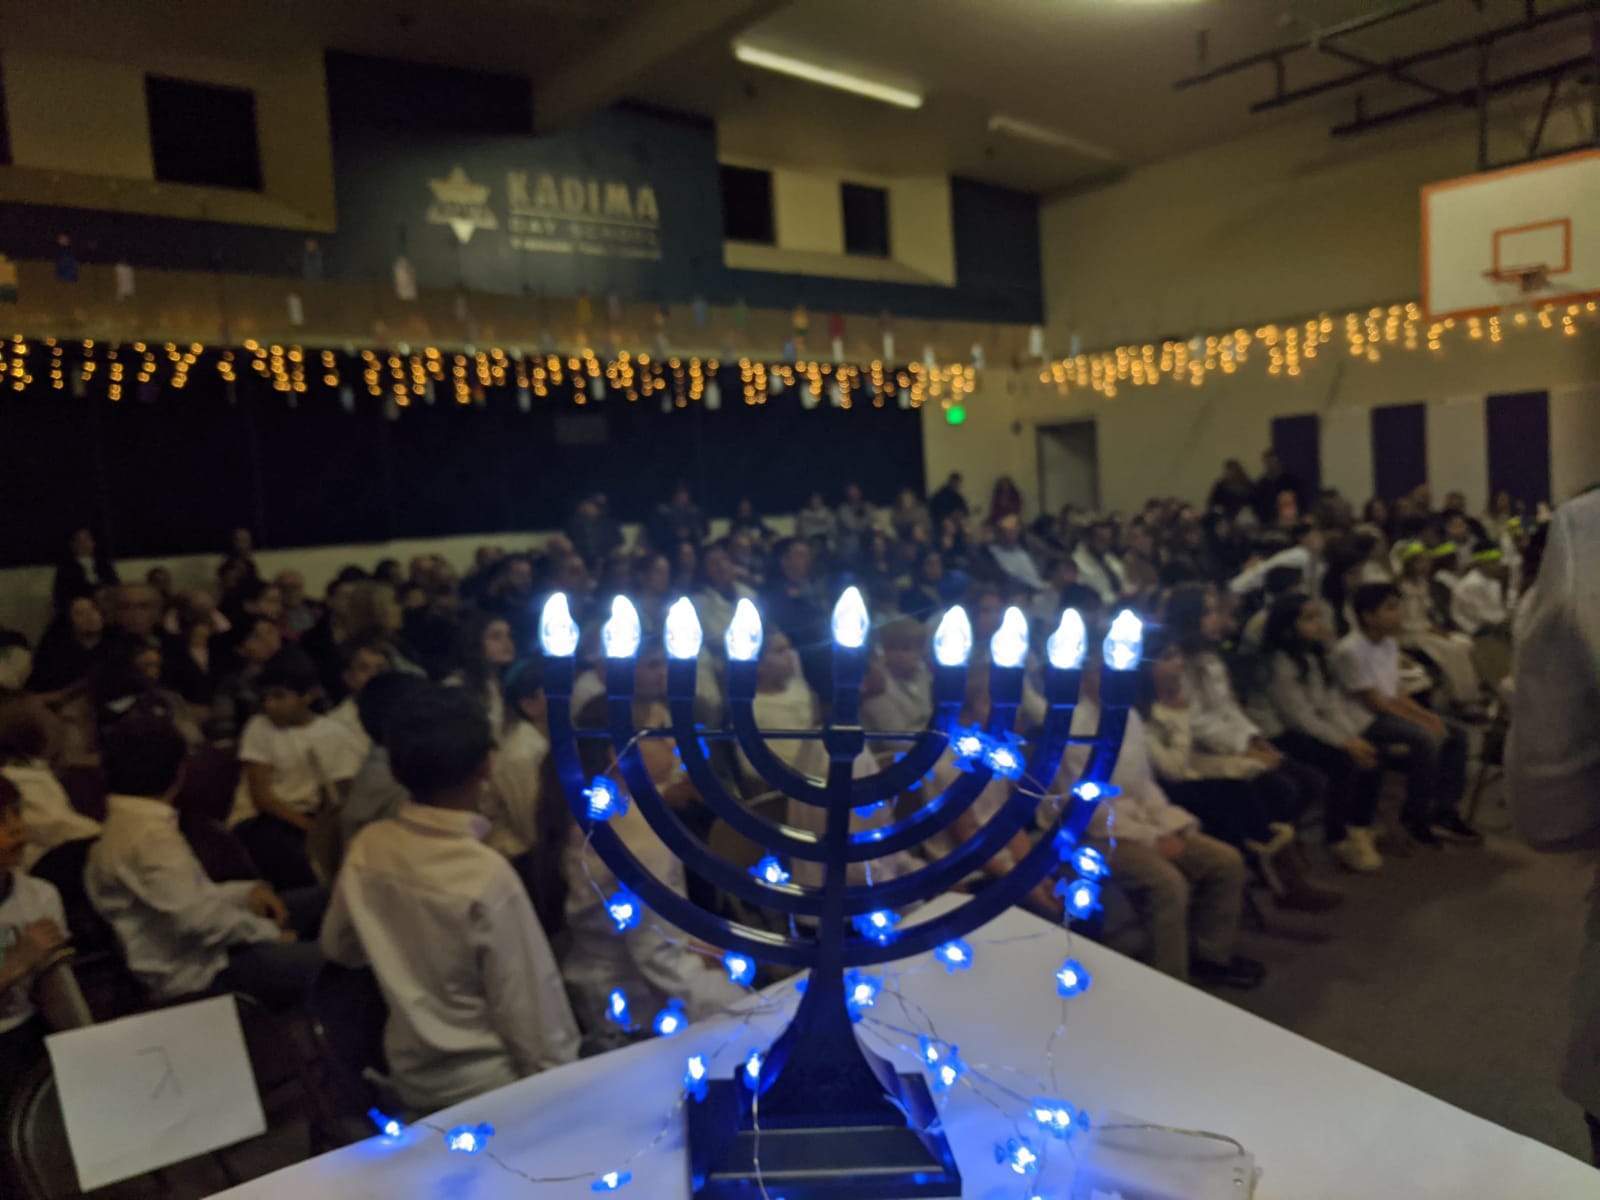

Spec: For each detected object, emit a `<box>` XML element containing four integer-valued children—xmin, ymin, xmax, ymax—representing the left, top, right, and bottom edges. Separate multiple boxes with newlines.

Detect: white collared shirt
<box><xmin>483</xmin><ymin>721</ymin><xmax>549</xmax><ymax>858</ymax></box>
<box><xmin>321</xmin><ymin>801</ymin><xmax>580</xmax><ymax>1112</ymax></box>
<box><xmin>0</xmin><ymin>872</ymin><xmax>67</xmax><ymax>1033</ymax></box>
<box><xmin>1</xmin><ymin>760</ymin><xmax>100</xmax><ymax>870</ymax></box>
<box><xmin>85</xmin><ymin>794</ymin><xmax>280</xmax><ymax>1001</ymax></box>
<box><xmin>1451</xmin><ymin>570</ymin><xmax>1509</xmax><ymax>634</ymax></box>
<box><xmin>229</xmin><ymin>714</ymin><xmax>362</xmax><ymax>826</ymax></box>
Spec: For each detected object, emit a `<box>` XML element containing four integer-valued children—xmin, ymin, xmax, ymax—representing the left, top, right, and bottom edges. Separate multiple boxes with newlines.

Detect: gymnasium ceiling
<box><xmin>3</xmin><ymin>0</ymin><xmax>1591</xmax><ymax>193</ymax></box>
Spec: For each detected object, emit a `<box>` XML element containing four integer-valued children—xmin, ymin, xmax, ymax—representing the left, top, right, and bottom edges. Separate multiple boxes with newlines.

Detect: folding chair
<box><xmin>304</xmin><ymin>963</ymin><xmax>393</xmax><ymax>1150</ymax></box>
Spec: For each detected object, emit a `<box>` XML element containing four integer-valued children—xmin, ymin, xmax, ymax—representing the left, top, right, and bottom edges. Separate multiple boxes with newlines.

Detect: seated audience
<box><xmin>986</xmin><ymin>514</ymin><xmax>1047</xmax><ymax>595</ymax></box>
<box><xmin>0</xmin><ymin>693</ymin><xmax>99</xmax><ymax>867</ymax></box>
<box><xmin>796</xmin><ymin>491</ymin><xmax>838</xmax><ymax>551</ymax></box>
<box><xmin>28</xmin><ymin>595</ymin><xmax>104</xmax><ymax>697</ymax></box>
<box><xmin>1062</xmin><ymin>642</ymin><xmax>1261</xmax><ymax>988</ymax></box>
<box><xmin>447</xmin><ymin>612</ymin><xmax>516</xmax><ymax>742</ymax></box>
<box><xmin>1450</xmin><ymin>547</ymin><xmax>1512</xmax><ymax>636</ymax></box>
<box><xmin>322</xmin><ymin>685</ymin><xmax>580</xmax><ymax>1111</ymax></box>
<box><xmin>899</xmin><ymin>549</ymin><xmax>947</xmax><ymax>621</ymax></box>
<box><xmin>1332</xmin><ymin>584</ymin><xmax>1479</xmax><ymax>847</ymax></box>
<box><xmin>50</xmin><ymin>528</ymin><xmax>119</xmax><ymax>614</ymax></box>
<box><xmin>1395</xmin><ymin>542</ymin><xmax>1481</xmax><ymax>705</ymax></box>
<box><xmin>1139</xmin><ymin>630</ymin><xmax>1342</xmax><ymax>911</ymax></box>
<box><xmin>1252</xmin><ymin>593</ymin><xmax>1385</xmax><ymax>872</ymax></box>
<box><xmin>1228</xmin><ymin>521</ymin><xmax>1324</xmax><ymax>598</ymax></box>
<box><xmin>1072</xmin><ymin>521</ymin><xmax>1130</xmax><ymax>605</ymax></box>
<box><xmin>860</xmin><ymin>618</ymin><xmax>934</xmax><ymax>741</ymax></box>
<box><xmin>207</xmin><ymin>616</ymin><xmax>283</xmax><ymax>743</ymax></box>
<box><xmin>540</xmin><ymin>696</ymin><xmax>742</xmax><ymax>1047</ymax></box>
<box><xmin>228</xmin><ymin>647</ymin><xmax>361</xmax><ymax>889</ymax></box>
<box><xmin>336</xmin><ymin>672</ymin><xmax>429</xmax><ymax>863</ymax></box>
<box><xmin>483</xmin><ymin>659</ymin><xmax>549</xmax><ymax>860</ymax></box>
<box><xmin>277</xmin><ymin>570</ymin><xmax>317</xmax><ymax>637</ymax></box>
<box><xmin>0</xmin><ymin>776</ymin><xmax>87</xmax><ymax>1113</ymax></box>
<box><xmin>326</xmin><ymin>638</ymin><xmax>392</xmax><ymax>756</ymax></box>
<box><xmin>86</xmin><ymin>707</ymin><xmax>324</xmax><ymax>1008</ymax></box>
<box><xmin>1164</xmin><ymin>583</ymin><xmax>1329</xmax><ymax>840</ymax></box>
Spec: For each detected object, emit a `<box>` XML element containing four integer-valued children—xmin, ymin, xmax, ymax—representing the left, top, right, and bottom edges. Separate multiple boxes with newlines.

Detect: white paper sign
<box><xmin>46</xmin><ymin>995</ymin><xmax>265</xmax><ymax>1190</ymax></box>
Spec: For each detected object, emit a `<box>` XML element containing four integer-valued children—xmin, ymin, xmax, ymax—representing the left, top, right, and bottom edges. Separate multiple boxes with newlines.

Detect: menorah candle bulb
<box><xmin>1104</xmin><ymin>608</ymin><xmax>1145</xmax><ymax>671</ymax></box>
<box><xmin>932</xmin><ymin>605</ymin><xmax>973</xmax><ymax>667</ymax></box>
<box><xmin>664</xmin><ymin>597</ymin><xmax>704</xmax><ymax>659</ymax></box>
<box><xmin>603</xmin><ymin>595</ymin><xmax>642</xmax><ymax>659</ymax></box>
<box><xmin>1047</xmin><ymin>608</ymin><xmax>1088</xmax><ymax>670</ymax></box>
<box><xmin>538</xmin><ymin>592</ymin><xmax>579</xmax><ymax>658</ymax></box>
<box><xmin>831</xmin><ymin>586</ymin><xmax>870</xmax><ymax>649</ymax></box>
<box><xmin>990</xmin><ymin>606</ymin><xmax>1030</xmax><ymax>669</ymax></box>
<box><xmin>725</xmin><ymin>597</ymin><xmax>763</xmax><ymax>663</ymax></box>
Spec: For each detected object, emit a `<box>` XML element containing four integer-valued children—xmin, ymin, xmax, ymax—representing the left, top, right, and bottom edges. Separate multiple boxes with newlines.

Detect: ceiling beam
<box><xmin>531</xmin><ymin>0</ymin><xmax>790</xmax><ymax>132</ymax></box>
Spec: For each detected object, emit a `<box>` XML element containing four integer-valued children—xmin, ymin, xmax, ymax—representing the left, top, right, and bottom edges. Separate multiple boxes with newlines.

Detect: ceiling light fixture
<box><xmin>733</xmin><ymin>42</ymin><xmax>924</xmax><ymax>109</ymax></box>
<box><xmin>987</xmin><ymin>115</ymin><xmax>1121</xmax><ymax>163</ymax></box>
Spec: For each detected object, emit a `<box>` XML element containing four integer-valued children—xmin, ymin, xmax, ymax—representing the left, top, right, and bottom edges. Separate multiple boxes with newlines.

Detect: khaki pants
<box><xmin>1093</xmin><ymin>832</ymin><xmax>1245</xmax><ymax>980</ymax></box>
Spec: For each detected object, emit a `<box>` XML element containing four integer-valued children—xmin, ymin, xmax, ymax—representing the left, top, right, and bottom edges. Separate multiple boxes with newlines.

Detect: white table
<box><xmin>214</xmin><ymin>898</ymin><xmax>1599</xmax><ymax>1199</ymax></box>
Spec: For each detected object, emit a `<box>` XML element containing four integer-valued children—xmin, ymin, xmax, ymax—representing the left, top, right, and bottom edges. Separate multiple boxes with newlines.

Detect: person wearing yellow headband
<box><xmin>1451</xmin><ymin>547</ymin><xmax>1511</xmax><ymax>637</ymax></box>
<box><xmin>1394</xmin><ymin>542</ymin><xmax>1484</xmax><ymax>706</ymax></box>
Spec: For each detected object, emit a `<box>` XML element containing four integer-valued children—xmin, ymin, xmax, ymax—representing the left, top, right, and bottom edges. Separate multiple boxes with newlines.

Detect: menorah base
<box><xmin>686</xmin><ymin>1075</ymin><xmax>961</xmax><ymax>1200</ymax></box>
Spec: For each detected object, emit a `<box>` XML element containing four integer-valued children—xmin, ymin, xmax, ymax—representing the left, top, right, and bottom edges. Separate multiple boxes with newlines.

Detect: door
<box><xmin>1037</xmin><ymin>420</ymin><xmax>1100</xmax><ymax>516</ymax></box>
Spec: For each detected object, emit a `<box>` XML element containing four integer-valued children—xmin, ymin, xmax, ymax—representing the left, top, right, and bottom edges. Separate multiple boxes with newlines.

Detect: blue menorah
<box><xmin>540</xmin><ymin>588</ymin><xmax>1142</xmax><ymax>1199</ymax></box>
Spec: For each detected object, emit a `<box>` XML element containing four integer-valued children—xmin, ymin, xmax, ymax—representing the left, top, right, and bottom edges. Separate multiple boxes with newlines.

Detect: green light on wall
<box><xmin>945</xmin><ymin>405</ymin><xmax>967</xmax><ymax>426</ymax></box>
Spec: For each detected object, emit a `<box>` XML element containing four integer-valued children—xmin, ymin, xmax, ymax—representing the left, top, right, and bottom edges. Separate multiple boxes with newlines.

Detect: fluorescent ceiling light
<box><xmin>987</xmin><ymin>115</ymin><xmax>1121</xmax><ymax>163</ymax></box>
<box><xmin>733</xmin><ymin>42</ymin><xmax>923</xmax><ymax>109</ymax></box>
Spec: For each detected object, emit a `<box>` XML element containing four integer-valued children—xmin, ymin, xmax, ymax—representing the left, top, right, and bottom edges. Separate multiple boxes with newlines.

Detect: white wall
<box><xmin>993</xmin><ymin>108</ymin><xmax>1600</xmax><ymax>517</ymax></box>
<box><xmin>721</xmin><ymin>157</ymin><xmax>956</xmax><ymax>288</ymax></box>
<box><xmin>0</xmin><ymin>45</ymin><xmax>336</xmax><ymax>229</ymax></box>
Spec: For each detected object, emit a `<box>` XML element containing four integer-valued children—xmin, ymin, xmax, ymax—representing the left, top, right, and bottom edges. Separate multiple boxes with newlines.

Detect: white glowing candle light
<box><xmin>1047</xmin><ymin>609</ymin><xmax>1087</xmax><ymax>670</ymax></box>
<box><xmin>990</xmin><ymin>606</ymin><xmax>1029</xmax><ymax>669</ymax></box>
<box><xmin>1104</xmin><ymin>609</ymin><xmax>1144</xmax><ymax>671</ymax></box>
<box><xmin>602</xmin><ymin>595</ymin><xmax>642</xmax><ymax>659</ymax></box>
<box><xmin>538</xmin><ymin>593</ymin><xmax>579</xmax><ymax>658</ymax></box>
<box><xmin>726</xmin><ymin>597</ymin><xmax>764</xmax><ymax>663</ymax></box>
<box><xmin>831</xmin><ymin>586</ymin><xmax>869</xmax><ymax>649</ymax></box>
<box><xmin>932</xmin><ymin>606</ymin><xmax>973</xmax><ymax>667</ymax></box>
<box><xmin>664</xmin><ymin>597</ymin><xmax>704</xmax><ymax>660</ymax></box>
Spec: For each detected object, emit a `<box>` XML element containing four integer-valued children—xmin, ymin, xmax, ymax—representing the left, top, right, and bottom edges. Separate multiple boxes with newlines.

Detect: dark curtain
<box><xmin>0</xmin><ymin>365</ymin><xmax>926</xmax><ymax>567</ymax></box>
<box><xmin>1485</xmin><ymin>390</ymin><xmax>1551</xmax><ymax>508</ymax></box>
<box><xmin>1270</xmin><ymin>413</ymin><xmax>1321</xmax><ymax>498</ymax></box>
<box><xmin>1370</xmin><ymin>403</ymin><xmax>1428</xmax><ymax>501</ymax></box>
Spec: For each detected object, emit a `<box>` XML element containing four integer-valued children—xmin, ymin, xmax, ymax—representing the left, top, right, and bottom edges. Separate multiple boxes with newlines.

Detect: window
<box><xmin>720</xmin><ymin>165</ymin><xmax>775</xmax><ymax>244</ymax></box>
<box><xmin>145</xmin><ymin>75</ymin><xmax>262</xmax><ymax>190</ymax></box>
<box><xmin>841</xmin><ymin>182</ymin><xmax>889</xmax><ymax>257</ymax></box>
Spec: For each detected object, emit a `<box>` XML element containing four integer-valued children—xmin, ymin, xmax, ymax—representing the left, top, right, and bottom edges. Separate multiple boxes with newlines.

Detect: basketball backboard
<box><xmin>1422</xmin><ymin>148</ymin><xmax>1600</xmax><ymax>320</ymax></box>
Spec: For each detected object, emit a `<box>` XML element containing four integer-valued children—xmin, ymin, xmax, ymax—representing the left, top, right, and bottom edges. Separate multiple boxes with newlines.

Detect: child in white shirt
<box><xmin>229</xmin><ymin>648</ymin><xmax>361</xmax><ymax>890</ymax></box>
<box><xmin>860</xmin><ymin>617</ymin><xmax>933</xmax><ymax>746</ymax></box>
<box><xmin>483</xmin><ymin>659</ymin><xmax>550</xmax><ymax>860</ymax></box>
<box><xmin>1059</xmin><ymin>648</ymin><xmax>1259</xmax><ymax>989</ymax></box>
<box><xmin>549</xmin><ymin>697</ymin><xmax>742</xmax><ymax>1049</ymax></box>
<box><xmin>324</xmin><ymin>684</ymin><xmax>579</xmax><ymax>1110</ymax></box>
<box><xmin>85</xmin><ymin>709</ymin><xmax>322</xmax><ymax>1009</ymax></box>
<box><xmin>0</xmin><ymin>775</ymin><xmax>88</xmax><ymax>1109</ymax></box>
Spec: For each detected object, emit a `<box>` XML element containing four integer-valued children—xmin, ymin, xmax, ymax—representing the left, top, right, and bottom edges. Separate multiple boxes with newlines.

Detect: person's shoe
<box><xmin>1243</xmin><ymin>823</ymin><xmax>1297</xmax><ymax>897</ymax></box>
<box><xmin>1270</xmin><ymin>843</ymin><xmax>1346</xmax><ymax>911</ymax></box>
<box><xmin>1430</xmin><ymin>812</ymin><xmax>1484</xmax><ymax>846</ymax></box>
<box><xmin>1331</xmin><ymin>826</ymin><xmax>1383</xmax><ymax>873</ymax></box>
<box><xmin>1403</xmin><ymin>819</ymin><xmax>1443</xmax><ymax>848</ymax></box>
<box><xmin>1192</xmin><ymin>955</ymin><xmax>1266</xmax><ymax>990</ymax></box>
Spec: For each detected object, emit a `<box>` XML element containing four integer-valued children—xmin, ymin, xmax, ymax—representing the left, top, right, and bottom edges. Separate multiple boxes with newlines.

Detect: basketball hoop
<box><xmin>1482</xmin><ymin>265</ymin><xmax>1552</xmax><ymax>296</ymax></box>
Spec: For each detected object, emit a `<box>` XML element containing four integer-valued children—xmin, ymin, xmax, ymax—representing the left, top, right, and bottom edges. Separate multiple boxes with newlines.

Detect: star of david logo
<box><xmin>426</xmin><ymin>167</ymin><xmax>498</xmax><ymax>244</ymax></box>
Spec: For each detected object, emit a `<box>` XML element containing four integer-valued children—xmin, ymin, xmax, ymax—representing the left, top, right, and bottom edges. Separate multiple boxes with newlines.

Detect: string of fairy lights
<box><xmin>1041</xmin><ymin>296</ymin><xmax>1600</xmax><ymax>399</ymax></box>
<box><xmin>4</xmin><ymin>292</ymin><xmax>1592</xmax><ymax>414</ymax></box>
<box><xmin>0</xmin><ymin>334</ymin><xmax>978</xmax><ymax>413</ymax></box>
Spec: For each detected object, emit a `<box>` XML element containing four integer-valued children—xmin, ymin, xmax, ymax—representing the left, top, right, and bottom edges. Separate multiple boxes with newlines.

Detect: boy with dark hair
<box><xmin>85</xmin><ymin>712</ymin><xmax>323</xmax><ymax>1008</ymax></box>
<box><xmin>321</xmin><ymin>685</ymin><xmax>579</xmax><ymax>1111</ymax></box>
<box><xmin>228</xmin><ymin>647</ymin><xmax>361</xmax><ymax>889</ymax></box>
<box><xmin>861</xmin><ymin>617</ymin><xmax>933</xmax><ymax>746</ymax></box>
<box><xmin>1333</xmin><ymin>584</ymin><xmax>1479</xmax><ymax>847</ymax></box>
